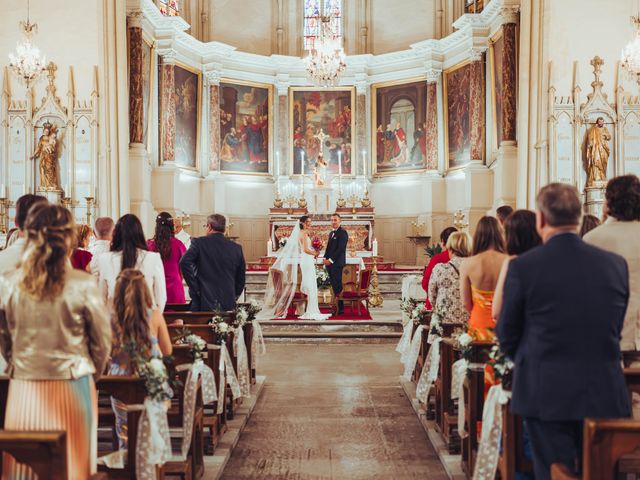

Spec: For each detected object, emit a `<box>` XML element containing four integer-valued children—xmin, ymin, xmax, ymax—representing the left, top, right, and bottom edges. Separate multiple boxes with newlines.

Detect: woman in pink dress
<box><xmin>147</xmin><ymin>212</ymin><xmax>187</xmax><ymax>304</ymax></box>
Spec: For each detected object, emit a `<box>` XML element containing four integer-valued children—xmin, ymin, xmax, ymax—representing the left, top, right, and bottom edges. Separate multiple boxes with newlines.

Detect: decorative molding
<box><xmin>500</xmin><ymin>6</ymin><xmax>520</xmax><ymax>25</ymax></box>
<box><xmin>156</xmin><ymin>48</ymin><xmax>178</xmax><ymax>61</ymax></box>
<box><xmin>425</xmin><ymin>68</ymin><xmax>442</xmax><ymax>84</ymax></box>
<box><xmin>127</xmin><ymin>10</ymin><xmax>144</xmax><ymax>28</ymax></box>
<box><xmin>470</xmin><ymin>48</ymin><xmax>486</xmax><ymax>62</ymax></box>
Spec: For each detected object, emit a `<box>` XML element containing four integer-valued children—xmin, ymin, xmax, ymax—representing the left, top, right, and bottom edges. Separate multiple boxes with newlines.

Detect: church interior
<box><xmin>0</xmin><ymin>0</ymin><xmax>640</xmax><ymax>478</ymax></box>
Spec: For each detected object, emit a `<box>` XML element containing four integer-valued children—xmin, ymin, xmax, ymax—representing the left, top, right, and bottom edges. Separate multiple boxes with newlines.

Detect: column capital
<box><xmin>470</xmin><ymin>47</ymin><xmax>486</xmax><ymax>62</ymax></box>
<box><xmin>354</xmin><ymin>74</ymin><xmax>368</xmax><ymax>95</ymax></box>
<box><xmin>204</xmin><ymin>70</ymin><xmax>221</xmax><ymax>86</ymax></box>
<box><xmin>500</xmin><ymin>6</ymin><xmax>520</xmax><ymax>25</ymax></box>
<box><xmin>157</xmin><ymin>48</ymin><xmax>178</xmax><ymax>63</ymax></box>
<box><xmin>275</xmin><ymin>73</ymin><xmax>290</xmax><ymax>96</ymax></box>
<box><xmin>127</xmin><ymin>10</ymin><xmax>144</xmax><ymax>29</ymax></box>
<box><xmin>425</xmin><ymin>68</ymin><xmax>442</xmax><ymax>84</ymax></box>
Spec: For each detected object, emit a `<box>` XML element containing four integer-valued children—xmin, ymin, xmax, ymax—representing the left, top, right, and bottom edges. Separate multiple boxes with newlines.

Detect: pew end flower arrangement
<box><xmin>208</xmin><ymin>315</ymin><xmax>230</xmax><ymax>344</ymax></box>
<box><xmin>486</xmin><ymin>344</ymin><xmax>514</xmax><ymax>389</ymax></box>
<box><xmin>173</xmin><ymin>328</ymin><xmax>207</xmax><ymax>363</ymax></box>
<box><xmin>124</xmin><ymin>342</ymin><xmax>177</xmax><ymax>401</ymax></box>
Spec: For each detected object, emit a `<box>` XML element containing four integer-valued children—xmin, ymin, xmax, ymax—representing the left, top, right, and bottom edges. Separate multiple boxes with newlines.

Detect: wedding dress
<box><xmin>258</xmin><ymin>224</ymin><xmax>330</xmax><ymax>321</ymax></box>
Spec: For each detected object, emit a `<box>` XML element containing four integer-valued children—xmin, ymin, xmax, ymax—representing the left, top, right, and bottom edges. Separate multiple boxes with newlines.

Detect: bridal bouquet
<box><xmin>311</xmin><ymin>237</ymin><xmax>323</xmax><ymax>252</ymax></box>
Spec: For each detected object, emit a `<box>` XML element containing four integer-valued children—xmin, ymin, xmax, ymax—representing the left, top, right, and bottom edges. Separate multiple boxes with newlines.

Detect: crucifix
<box><xmin>314</xmin><ymin>128</ymin><xmax>330</xmax><ymax>156</ymax></box>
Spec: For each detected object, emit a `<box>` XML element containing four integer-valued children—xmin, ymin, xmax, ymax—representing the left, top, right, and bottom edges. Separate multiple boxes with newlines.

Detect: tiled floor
<box><xmin>221</xmin><ymin>343</ymin><xmax>447</xmax><ymax>480</ymax></box>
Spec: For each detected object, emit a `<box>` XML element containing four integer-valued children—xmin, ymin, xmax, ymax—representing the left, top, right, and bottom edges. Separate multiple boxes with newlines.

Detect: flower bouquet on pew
<box><xmin>233</xmin><ymin>307</ymin><xmax>249</xmax><ymax>329</ymax></box>
<box><xmin>124</xmin><ymin>342</ymin><xmax>176</xmax><ymax>401</ymax></box>
<box><xmin>410</xmin><ymin>303</ymin><xmax>431</xmax><ymax>327</ymax></box>
<box><xmin>209</xmin><ymin>315</ymin><xmax>230</xmax><ymax>344</ymax></box>
<box><xmin>400</xmin><ymin>298</ymin><xmax>424</xmax><ymax>318</ymax></box>
<box><xmin>173</xmin><ymin>328</ymin><xmax>207</xmax><ymax>363</ymax></box>
<box><xmin>486</xmin><ymin>344</ymin><xmax>514</xmax><ymax>390</ymax></box>
<box><xmin>243</xmin><ymin>299</ymin><xmax>262</xmax><ymax>320</ymax></box>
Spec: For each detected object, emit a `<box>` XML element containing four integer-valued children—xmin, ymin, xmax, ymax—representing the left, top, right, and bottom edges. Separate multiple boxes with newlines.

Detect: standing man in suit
<box><xmin>497</xmin><ymin>183</ymin><xmax>630</xmax><ymax>479</ymax></box>
<box><xmin>323</xmin><ymin>213</ymin><xmax>349</xmax><ymax>315</ymax></box>
<box><xmin>180</xmin><ymin>214</ymin><xmax>246</xmax><ymax>311</ymax></box>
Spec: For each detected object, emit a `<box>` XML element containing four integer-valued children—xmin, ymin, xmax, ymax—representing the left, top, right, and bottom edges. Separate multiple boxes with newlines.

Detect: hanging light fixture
<box><xmin>305</xmin><ymin>1</ymin><xmax>347</xmax><ymax>87</ymax></box>
<box><xmin>8</xmin><ymin>0</ymin><xmax>47</xmax><ymax>88</ymax></box>
<box><xmin>622</xmin><ymin>2</ymin><xmax>640</xmax><ymax>84</ymax></box>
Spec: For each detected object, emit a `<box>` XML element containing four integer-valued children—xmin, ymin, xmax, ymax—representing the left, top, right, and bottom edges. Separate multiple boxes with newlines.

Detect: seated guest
<box><xmin>421</xmin><ymin>226</ymin><xmax>457</xmax><ymax>309</ymax></box>
<box><xmin>492</xmin><ymin>210</ymin><xmax>542</xmax><ymax>320</ymax></box>
<box><xmin>71</xmin><ymin>224</ymin><xmax>93</xmax><ymax>272</ymax></box>
<box><xmin>498</xmin><ymin>183</ymin><xmax>630</xmax><ymax>479</ymax></box>
<box><xmin>109</xmin><ymin>269</ymin><xmax>172</xmax><ymax>448</ymax></box>
<box><xmin>579</xmin><ymin>214</ymin><xmax>601</xmax><ymax>238</ymax></box>
<box><xmin>0</xmin><ymin>204</ymin><xmax>111</xmax><ymax>478</ymax></box>
<box><xmin>496</xmin><ymin>205</ymin><xmax>514</xmax><ymax>227</ymax></box>
<box><xmin>148</xmin><ymin>212</ymin><xmax>187</xmax><ymax>304</ymax></box>
<box><xmin>428</xmin><ymin>232</ymin><xmax>472</xmax><ymax>325</ymax></box>
<box><xmin>97</xmin><ymin>214</ymin><xmax>167</xmax><ymax>310</ymax></box>
<box><xmin>174</xmin><ymin>216</ymin><xmax>191</xmax><ymax>250</ymax></box>
<box><xmin>180</xmin><ymin>214</ymin><xmax>246</xmax><ymax>311</ymax></box>
<box><xmin>585</xmin><ymin>174</ymin><xmax>640</xmax><ymax>352</ymax></box>
<box><xmin>90</xmin><ymin>216</ymin><xmax>114</xmax><ymax>275</ymax></box>
<box><xmin>0</xmin><ymin>194</ymin><xmax>47</xmax><ymax>273</ymax></box>
<box><xmin>460</xmin><ymin>216</ymin><xmax>507</xmax><ymax>341</ymax></box>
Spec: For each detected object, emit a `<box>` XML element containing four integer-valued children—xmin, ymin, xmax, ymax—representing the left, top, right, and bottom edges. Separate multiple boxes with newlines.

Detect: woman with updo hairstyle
<box><xmin>147</xmin><ymin>211</ymin><xmax>187</xmax><ymax>304</ymax></box>
<box><xmin>71</xmin><ymin>223</ymin><xmax>93</xmax><ymax>271</ymax></box>
<box><xmin>96</xmin><ymin>213</ymin><xmax>167</xmax><ymax>310</ymax></box>
<box><xmin>0</xmin><ymin>204</ymin><xmax>111</xmax><ymax>478</ymax></box>
<box><xmin>109</xmin><ymin>268</ymin><xmax>172</xmax><ymax>448</ymax></box>
<box><xmin>492</xmin><ymin>210</ymin><xmax>542</xmax><ymax>320</ymax></box>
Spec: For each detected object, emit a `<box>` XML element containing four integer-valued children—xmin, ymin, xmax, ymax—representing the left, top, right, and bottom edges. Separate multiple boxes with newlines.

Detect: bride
<box><xmin>259</xmin><ymin>215</ymin><xmax>331</xmax><ymax>321</ymax></box>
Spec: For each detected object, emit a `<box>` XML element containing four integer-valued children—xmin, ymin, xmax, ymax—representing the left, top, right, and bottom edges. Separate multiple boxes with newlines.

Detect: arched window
<box><xmin>303</xmin><ymin>0</ymin><xmax>342</xmax><ymax>51</ymax></box>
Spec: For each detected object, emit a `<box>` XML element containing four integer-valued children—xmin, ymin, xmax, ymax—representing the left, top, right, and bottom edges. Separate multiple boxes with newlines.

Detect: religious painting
<box><xmin>141</xmin><ymin>37</ymin><xmax>154</xmax><ymax>151</ymax></box>
<box><xmin>290</xmin><ymin>87</ymin><xmax>354</xmax><ymax>176</ymax></box>
<box><xmin>173</xmin><ymin>64</ymin><xmax>200</xmax><ymax>169</ymax></box>
<box><xmin>372</xmin><ymin>78</ymin><xmax>428</xmax><ymax>175</ymax></box>
<box><xmin>444</xmin><ymin>61</ymin><xmax>472</xmax><ymax>170</ymax></box>
<box><xmin>219</xmin><ymin>79</ymin><xmax>272</xmax><ymax>175</ymax></box>
<box><xmin>490</xmin><ymin>31</ymin><xmax>505</xmax><ymax>152</ymax></box>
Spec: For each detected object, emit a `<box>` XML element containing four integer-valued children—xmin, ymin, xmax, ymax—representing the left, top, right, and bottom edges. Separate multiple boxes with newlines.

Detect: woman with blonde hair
<box><xmin>0</xmin><ymin>204</ymin><xmax>111</xmax><ymax>479</ymax></box>
<box><xmin>428</xmin><ymin>232</ymin><xmax>472</xmax><ymax>325</ymax></box>
<box><xmin>71</xmin><ymin>223</ymin><xmax>93</xmax><ymax>271</ymax></box>
<box><xmin>109</xmin><ymin>268</ymin><xmax>172</xmax><ymax>448</ymax></box>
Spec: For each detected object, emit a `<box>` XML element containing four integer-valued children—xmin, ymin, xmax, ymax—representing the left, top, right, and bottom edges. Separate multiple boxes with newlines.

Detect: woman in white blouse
<box><xmin>428</xmin><ymin>232</ymin><xmax>472</xmax><ymax>324</ymax></box>
<box><xmin>97</xmin><ymin>214</ymin><xmax>167</xmax><ymax>311</ymax></box>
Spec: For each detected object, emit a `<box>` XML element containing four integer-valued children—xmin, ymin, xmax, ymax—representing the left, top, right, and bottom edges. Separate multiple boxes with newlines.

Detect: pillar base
<box><xmin>584</xmin><ymin>185</ymin><xmax>606</xmax><ymax>219</ymax></box>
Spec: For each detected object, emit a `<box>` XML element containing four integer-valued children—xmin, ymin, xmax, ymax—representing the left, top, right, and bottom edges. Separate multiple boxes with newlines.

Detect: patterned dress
<box><xmin>428</xmin><ymin>256</ymin><xmax>469</xmax><ymax>325</ymax></box>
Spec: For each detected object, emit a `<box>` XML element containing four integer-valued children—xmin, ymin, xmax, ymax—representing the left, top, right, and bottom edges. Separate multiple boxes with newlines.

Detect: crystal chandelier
<box><xmin>8</xmin><ymin>0</ymin><xmax>47</xmax><ymax>88</ymax></box>
<box><xmin>622</xmin><ymin>12</ymin><xmax>640</xmax><ymax>84</ymax></box>
<box><xmin>305</xmin><ymin>13</ymin><xmax>347</xmax><ymax>87</ymax></box>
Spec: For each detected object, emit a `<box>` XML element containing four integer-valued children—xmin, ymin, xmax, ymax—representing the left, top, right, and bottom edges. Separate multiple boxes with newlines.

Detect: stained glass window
<box><xmin>157</xmin><ymin>0</ymin><xmax>180</xmax><ymax>17</ymax></box>
<box><xmin>303</xmin><ymin>0</ymin><xmax>342</xmax><ymax>51</ymax></box>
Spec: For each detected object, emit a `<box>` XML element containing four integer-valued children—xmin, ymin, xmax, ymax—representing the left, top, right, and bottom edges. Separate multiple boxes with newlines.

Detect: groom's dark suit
<box><xmin>324</xmin><ymin>226</ymin><xmax>348</xmax><ymax>312</ymax></box>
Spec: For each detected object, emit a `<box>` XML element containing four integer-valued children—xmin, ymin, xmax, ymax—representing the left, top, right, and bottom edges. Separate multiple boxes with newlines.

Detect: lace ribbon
<box><xmin>234</xmin><ymin>327</ymin><xmax>251</xmax><ymax>398</ymax></box>
<box><xmin>472</xmin><ymin>385</ymin><xmax>512</xmax><ymax>480</ymax></box>
<box><xmin>178</xmin><ymin>359</ymin><xmax>217</xmax><ymax>459</ymax></box>
<box><xmin>402</xmin><ymin>325</ymin><xmax>424</xmax><ymax>379</ymax></box>
<box><xmin>251</xmin><ymin>320</ymin><xmax>266</xmax><ymax>369</ymax></box>
<box><xmin>396</xmin><ymin>321</ymin><xmax>413</xmax><ymax>365</ymax></box>
<box><xmin>415</xmin><ymin>337</ymin><xmax>441</xmax><ymax>405</ymax></box>
<box><xmin>217</xmin><ymin>343</ymin><xmax>242</xmax><ymax>414</ymax></box>
<box><xmin>136</xmin><ymin>398</ymin><xmax>172</xmax><ymax>479</ymax></box>
<box><xmin>451</xmin><ymin>358</ymin><xmax>469</xmax><ymax>439</ymax></box>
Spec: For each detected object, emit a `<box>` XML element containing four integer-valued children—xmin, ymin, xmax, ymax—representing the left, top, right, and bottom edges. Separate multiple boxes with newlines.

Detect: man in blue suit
<box><xmin>497</xmin><ymin>183</ymin><xmax>630</xmax><ymax>479</ymax></box>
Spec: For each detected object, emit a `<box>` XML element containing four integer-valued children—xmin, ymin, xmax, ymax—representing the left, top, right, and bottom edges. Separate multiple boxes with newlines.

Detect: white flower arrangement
<box><xmin>457</xmin><ymin>332</ymin><xmax>473</xmax><ymax>348</ymax></box>
<box><xmin>138</xmin><ymin>357</ymin><xmax>171</xmax><ymax>401</ymax></box>
<box><xmin>316</xmin><ymin>268</ymin><xmax>331</xmax><ymax>289</ymax></box>
<box><xmin>209</xmin><ymin>315</ymin><xmax>231</xmax><ymax>344</ymax></box>
<box><xmin>278</xmin><ymin>237</ymin><xmax>287</xmax><ymax>248</ymax></box>
<box><xmin>234</xmin><ymin>307</ymin><xmax>249</xmax><ymax>328</ymax></box>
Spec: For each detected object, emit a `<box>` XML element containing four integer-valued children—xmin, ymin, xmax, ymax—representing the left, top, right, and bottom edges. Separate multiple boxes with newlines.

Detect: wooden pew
<box><xmin>551</xmin><ymin>419</ymin><xmax>640</xmax><ymax>480</ymax></box>
<box><xmin>165</xmin><ymin>303</ymin><xmax>191</xmax><ymax>312</ymax></box>
<box><xmin>0</xmin><ymin>431</ymin><xmax>69</xmax><ymax>479</ymax></box>
<box><xmin>496</xmin><ymin>400</ymin><xmax>534</xmax><ymax>479</ymax></box>
<box><xmin>435</xmin><ymin>338</ymin><xmax>461</xmax><ymax>453</ymax></box>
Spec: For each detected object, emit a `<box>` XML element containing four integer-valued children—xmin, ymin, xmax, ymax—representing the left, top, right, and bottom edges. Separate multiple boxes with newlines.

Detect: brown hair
<box><xmin>15</xmin><ymin>194</ymin><xmax>47</xmax><ymax>230</ymax></box>
<box><xmin>496</xmin><ymin>205</ymin><xmax>514</xmax><ymax>224</ymax></box>
<box><xmin>94</xmin><ymin>217</ymin><xmax>115</xmax><ymax>239</ymax></box>
<box><xmin>19</xmin><ymin>204</ymin><xmax>75</xmax><ymax>300</ymax></box>
<box><xmin>605</xmin><ymin>175</ymin><xmax>640</xmax><ymax>221</ymax></box>
<box><xmin>579</xmin><ymin>214</ymin><xmax>601</xmax><ymax>238</ymax></box>
<box><xmin>446</xmin><ymin>232</ymin><xmax>472</xmax><ymax>258</ymax></box>
<box><xmin>504</xmin><ymin>210</ymin><xmax>542</xmax><ymax>255</ymax></box>
<box><xmin>440</xmin><ymin>226</ymin><xmax>458</xmax><ymax>245</ymax></box>
<box><xmin>153</xmin><ymin>212</ymin><xmax>174</xmax><ymax>260</ymax></box>
<box><xmin>472</xmin><ymin>216</ymin><xmax>506</xmax><ymax>255</ymax></box>
<box><xmin>112</xmin><ymin>269</ymin><xmax>153</xmax><ymax>354</ymax></box>
<box><xmin>76</xmin><ymin>224</ymin><xmax>92</xmax><ymax>249</ymax></box>
<box><xmin>536</xmin><ymin>183</ymin><xmax>582</xmax><ymax>227</ymax></box>
<box><xmin>207</xmin><ymin>214</ymin><xmax>226</xmax><ymax>233</ymax></box>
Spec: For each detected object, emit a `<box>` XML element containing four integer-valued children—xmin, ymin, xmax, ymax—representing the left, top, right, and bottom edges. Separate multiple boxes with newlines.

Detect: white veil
<box><xmin>258</xmin><ymin>223</ymin><xmax>302</xmax><ymax>319</ymax></box>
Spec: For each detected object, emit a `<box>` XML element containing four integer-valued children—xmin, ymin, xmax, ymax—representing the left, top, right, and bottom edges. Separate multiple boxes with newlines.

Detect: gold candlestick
<box><xmin>336</xmin><ymin>188</ymin><xmax>346</xmax><ymax>208</ymax></box>
<box><xmin>284</xmin><ymin>195</ymin><xmax>297</xmax><ymax>214</ymax></box>
<box><xmin>360</xmin><ymin>189</ymin><xmax>371</xmax><ymax>208</ymax></box>
<box><xmin>347</xmin><ymin>194</ymin><xmax>359</xmax><ymax>214</ymax></box>
<box><xmin>61</xmin><ymin>197</ymin><xmax>72</xmax><ymax>211</ymax></box>
<box><xmin>0</xmin><ymin>198</ymin><xmax>9</xmax><ymax>234</ymax></box>
<box><xmin>453</xmin><ymin>209</ymin><xmax>468</xmax><ymax>231</ymax></box>
<box><xmin>85</xmin><ymin>197</ymin><xmax>95</xmax><ymax>227</ymax></box>
<box><xmin>368</xmin><ymin>256</ymin><xmax>384</xmax><ymax>308</ymax></box>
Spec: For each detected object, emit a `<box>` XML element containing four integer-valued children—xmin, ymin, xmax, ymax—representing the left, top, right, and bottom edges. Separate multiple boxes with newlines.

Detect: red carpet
<box><xmin>274</xmin><ymin>305</ymin><xmax>373</xmax><ymax>321</ymax></box>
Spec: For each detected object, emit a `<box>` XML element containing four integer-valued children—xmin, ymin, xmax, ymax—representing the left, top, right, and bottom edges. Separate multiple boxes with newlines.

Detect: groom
<box><xmin>323</xmin><ymin>213</ymin><xmax>349</xmax><ymax>315</ymax></box>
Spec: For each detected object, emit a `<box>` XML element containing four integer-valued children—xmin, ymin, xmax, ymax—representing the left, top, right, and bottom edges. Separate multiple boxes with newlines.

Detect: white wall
<box><xmin>211</xmin><ymin>0</ymin><xmax>274</xmax><ymax>56</ymax></box>
<box><xmin>370</xmin><ymin>0</ymin><xmax>435</xmax><ymax>54</ymax></box>
<box><xmin>0</xmin><ymin>0</ymin><xmax>100</xmax><ymax>100</ymax></box>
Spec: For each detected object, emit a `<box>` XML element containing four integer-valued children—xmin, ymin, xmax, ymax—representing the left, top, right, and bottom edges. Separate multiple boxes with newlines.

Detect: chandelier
<box><xmin>622</xmin><ymin>13</ymin><xmax>640</xmax><ymax>84</ymax></box>
<box><xmin>8</xmin><ymin>0</ymin><xmax>47</xmax><ymax>88</ymax></box>
<box><xmin>305</xmin><ymin>13</ymin><xmax>347</xmax><ymax>87</ymax></box>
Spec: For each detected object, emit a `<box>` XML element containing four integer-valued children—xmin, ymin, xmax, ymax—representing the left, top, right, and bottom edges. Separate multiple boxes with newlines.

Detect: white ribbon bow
<box><xmin>251</xmin><ymin>320</ymin><xmax>266</xmax><ymax>369</ymax></box>
<box><xmin>472</xmin><ymin>384</ymin><xmax>512</xmax><ymax>480</ymax></box>
<box><xmin>217</xmin><ymin>343</ymin><xmax>242</xmax><ymax>414</ymax></box>
<box><xmin>136</xmin><ymin>398</ymin><xmax>172</xmax><ymax>480</ymax></box>
<box><xmin>396</xmin><ymin>321</ymin><xmax>414</xmax><ymax>364</ymax></box>
<box><xmin>402</xmin><ymin>325</ymin><xmax>424</xmax><ymax>379</ymax></box>
<box><xmin>178</xmin><ymin>359</ymin><xmax>217</xmax><ymax>459</ymax></box>
<box><xmin>415</xmin><ymin>337</ymin><xmax>441</xmax><ymax>405</ymax></box>
<box><xmin>451</xmin><ymin>358</ymin><xmax>469</xmax><ymax>439</ymax></box>
<box><xmin>234</xmin><ymin>327</ymin><xmax>251</xmax><ymax>398</ymax></box>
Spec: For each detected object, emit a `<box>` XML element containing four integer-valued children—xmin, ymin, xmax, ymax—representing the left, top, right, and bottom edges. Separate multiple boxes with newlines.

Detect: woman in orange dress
<box><xmin>460</xmin><ymin>216</ymin><xmax>507</xmax><ymax>389</ymax></box>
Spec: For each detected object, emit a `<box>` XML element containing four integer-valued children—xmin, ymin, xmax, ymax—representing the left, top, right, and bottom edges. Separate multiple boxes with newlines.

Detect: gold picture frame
<box><xmin>371</xmin><ymin>76</ymin><xmax>431</xmax><ymax>176</ymax></box>
<box><xmin>289</xmin><ymin>86</ymin><xmax>356</xmax><ymax>177</ymax></box>
<box><xmin>489</xmin><ymin>28</ymin><xmax>504</xmax><ymax>159</ymax></box>
<box><xmin>142</xmin><ymin>33</ymin><xmax>155</xmax><ymax>154</ymax></box>
<box><xmin>158</xmin><ymin>60</ymin><xmax>202</xmax><ymax>172</ymax></box>
<box><xmin>219</xmin><ymin>78</ymin><xmax>274</xmax><ymax>176</ymax></box>
<box><xmin>443</xmin><ymin>58</ymin><xmax>474</xmax><ymax>172</ymax></box>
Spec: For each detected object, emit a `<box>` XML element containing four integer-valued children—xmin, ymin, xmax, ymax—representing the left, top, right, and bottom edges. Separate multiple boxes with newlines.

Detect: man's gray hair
<box><xmin>536</xmin><ymin>183</ymin><xmax>582</xmax><ymax>227</ymax></box>
<box><xmin>207</xmin><ymin>214</ymin><xmax>226</xmax><ymax>233</ymax></box>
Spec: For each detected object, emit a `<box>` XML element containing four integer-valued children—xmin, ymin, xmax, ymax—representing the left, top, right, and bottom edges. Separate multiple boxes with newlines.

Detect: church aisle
<box><xmin>221</xmin><ymin>344</ymin><xmax>447</xmax><ymax>480</ymax></box>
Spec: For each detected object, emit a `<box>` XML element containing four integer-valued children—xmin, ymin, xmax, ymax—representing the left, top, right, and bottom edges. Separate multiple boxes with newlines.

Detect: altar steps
<box><xmin>260</xmin><ymin>320</ymin><xmax>403</xmax><ymax>343</ymax></box>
